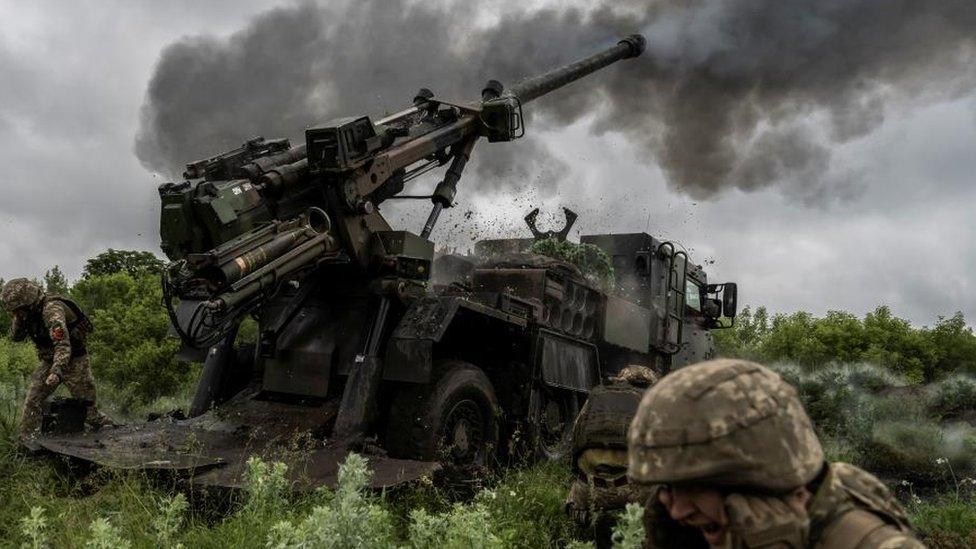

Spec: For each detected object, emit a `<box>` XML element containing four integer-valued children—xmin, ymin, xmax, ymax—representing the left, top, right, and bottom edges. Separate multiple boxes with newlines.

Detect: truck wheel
<box><xmin>531</xmin><ymin>386</ymin><xmax>579</xmax><ymax>461</ymax></box>
<box><xmin>387</xmin><ymin>360</ymin><xmax>498</xmax><ymax>466</ymax></box>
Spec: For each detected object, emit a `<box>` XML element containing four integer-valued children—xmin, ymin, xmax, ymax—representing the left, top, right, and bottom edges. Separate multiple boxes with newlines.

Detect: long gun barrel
<box><xmin>160</xmin><ymin>34</ymin><xmax>645</xmax><ymax>349</ymax></box>
<box><xmin>511</xmin><ymin>34</ymin><xmax>646</xmax><ymax>103</ymax></box>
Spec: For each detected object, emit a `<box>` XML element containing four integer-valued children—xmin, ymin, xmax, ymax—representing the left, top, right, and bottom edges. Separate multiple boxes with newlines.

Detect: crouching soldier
<box><xmin>566</xmin><ymin>365</ymin><xmax>660</xmax><ymax>548</ymax></box>
<box><xmin>1</xmin><ymin>278</ymin><xmax>112</xmax><ymax>441</ymax></box>
<box><xmin>628</xmin><ymin>358</ymin><xmax>924</xmax><ymax>549</ymax></box>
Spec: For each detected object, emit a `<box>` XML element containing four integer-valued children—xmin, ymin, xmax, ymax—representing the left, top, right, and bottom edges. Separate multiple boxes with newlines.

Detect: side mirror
<box><xmin>721</xmin><ymin>282</ymin><xmax>738</xmax><ymax>318</ymax></box>
<box><xmin>706</xmin><ymin>282</ymin><xmax>738</xmax><ymax>320</ymax></box>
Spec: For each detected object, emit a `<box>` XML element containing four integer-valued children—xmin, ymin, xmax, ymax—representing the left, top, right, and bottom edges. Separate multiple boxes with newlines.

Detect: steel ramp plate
<box><xmin>33</xmin><ymin>390</ymin><xmax>439</xmax><ymax>488</ymax></box>
<box><xmin>189</xmin><ymin>443</ymin><xmax>440</xmax><ymax>490</ymax></box>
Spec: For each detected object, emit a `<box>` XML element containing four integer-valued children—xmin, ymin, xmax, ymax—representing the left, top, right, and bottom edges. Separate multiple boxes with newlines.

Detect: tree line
<box><xmin>714</xmin><ymin>305</ymin><xmax>976</xmax><ymax>383</ymax></box>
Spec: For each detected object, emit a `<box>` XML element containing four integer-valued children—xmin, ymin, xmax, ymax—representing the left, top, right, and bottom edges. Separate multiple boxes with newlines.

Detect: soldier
<box><xmin>1</xmin><ymin>278</ymin><xmax>112</xmax><ymax>441</ymax></box>
<box><xmin>566</xmin><ymin>365</ymin><xmax>660</xmax><ymax>548</ymax></box>
<box><xmin>628</xmin><ymin>359</ymin><xmax>924</xmax><ymax>549</ymax></box>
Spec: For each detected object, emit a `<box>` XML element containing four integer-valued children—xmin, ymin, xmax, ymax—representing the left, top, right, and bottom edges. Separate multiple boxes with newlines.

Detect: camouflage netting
<box><xmin>529</xmin><ymin>238</ymin><xmax>615</xmax><ymax>291</ymax></box>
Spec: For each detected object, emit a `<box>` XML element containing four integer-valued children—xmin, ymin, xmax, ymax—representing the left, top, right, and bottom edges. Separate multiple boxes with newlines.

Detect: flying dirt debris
<box><xmin>34</xmin><ymin>34</ymin><xmax>733</xmax><ymax>489</ymax></box>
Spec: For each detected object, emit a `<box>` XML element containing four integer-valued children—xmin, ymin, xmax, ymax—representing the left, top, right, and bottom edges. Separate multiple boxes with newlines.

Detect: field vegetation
<box><xmin>1</xmin><ymin>253</ymin><xmax>975</xmax><ymax>547</ymax></box>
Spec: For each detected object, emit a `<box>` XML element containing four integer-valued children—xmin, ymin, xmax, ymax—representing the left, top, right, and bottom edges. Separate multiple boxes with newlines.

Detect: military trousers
<box><xmin>19</xmin><ymin>355</ymin><xmax>108</xmax><ymax>439</ymax></box>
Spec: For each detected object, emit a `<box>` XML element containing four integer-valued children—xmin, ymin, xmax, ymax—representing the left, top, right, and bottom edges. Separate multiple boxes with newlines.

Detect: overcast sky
<box><xmin>1</xmin><ymin>0</ymin><xmax>974</xmax><ymax>326</ymax></box>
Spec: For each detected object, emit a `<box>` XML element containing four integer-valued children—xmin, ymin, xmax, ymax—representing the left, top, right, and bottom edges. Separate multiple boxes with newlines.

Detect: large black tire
<box><xmin>531</xmin><ymin>385</ymin><xmax>580</xmax><ymax>462</ymax></box>
<box><xmin>386</xmin><ymin>360</ymin><xmax>499</xmax><ymax>466</ymax></box>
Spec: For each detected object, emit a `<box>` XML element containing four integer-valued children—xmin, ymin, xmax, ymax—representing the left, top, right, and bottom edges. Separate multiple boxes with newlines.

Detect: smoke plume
<box><xmin>136</xmin><ymin>0</ymin><xmax>976</xmax><ymax>201</ymax></box>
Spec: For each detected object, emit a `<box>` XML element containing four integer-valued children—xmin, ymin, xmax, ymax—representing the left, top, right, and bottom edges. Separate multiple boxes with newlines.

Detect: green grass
<box><xmin>3</xmin><ymin>354</ymin><xmax>975</xmax><ymax>547</ymax></box>
<box><xmin>0</xmin><ymin>410</ymin><xmax>583</xmax><ymax>548</ymax></box>
<box><xmin>910</xmin><ymin>495</ymin><xmax>976</xmax><ymax>548</ymax></box>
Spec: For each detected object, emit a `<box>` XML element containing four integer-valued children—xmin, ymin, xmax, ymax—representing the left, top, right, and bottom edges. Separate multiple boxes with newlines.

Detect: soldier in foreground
<box><xmin>1</xmin><ymin>278</ymin><xmax>111</xmax><ymax>441</ymax></box>
<box><xmin>628</xmin><ymin>359</ymin><xmax>924</xmax><ymax>548</ymax></box>
<box><xmin>566</xmin><ymin>365</ymin><xmax>659</xmax><ymax>548</ymax></box>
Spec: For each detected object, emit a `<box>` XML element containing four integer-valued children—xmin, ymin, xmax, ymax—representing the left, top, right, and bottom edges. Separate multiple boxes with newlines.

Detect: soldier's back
<box><xmin>810</xmin><ymin>463</ymin><xmax>925</xmax><ymax>549</ymax></box>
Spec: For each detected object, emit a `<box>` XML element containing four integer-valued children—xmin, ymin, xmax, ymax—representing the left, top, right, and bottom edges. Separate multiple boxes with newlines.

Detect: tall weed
<box><xmin>932</xmin><ymin>375</ymin><xmax>976</xmax><ymax>418</ymax></box>
<box><xmin>266</xmin><ymin>453</ymin><xmax>396</xmax><ymax>548</ymax></box>
<box><xmin>19</xmin><ymin>507</ymin><xmax>48</xmax><ymax>549</ymax></box>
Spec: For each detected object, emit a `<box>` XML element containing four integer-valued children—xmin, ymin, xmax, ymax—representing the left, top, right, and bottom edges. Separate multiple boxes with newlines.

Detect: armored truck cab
<box><xmin>468</xmin><ymin>229</ymin><xmax>737</xmax><ymax>377</ymax></box>
<box><xmin>385</xmin><ymin>221</ymin><xmax>738</xmax><ymax>461</ymax></box>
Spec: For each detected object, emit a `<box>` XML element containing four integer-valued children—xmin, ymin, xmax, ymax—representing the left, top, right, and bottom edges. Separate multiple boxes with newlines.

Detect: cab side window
<box><xmin>685</xmin><ymin>279</ymin><xmax>701</xmax><ymax>313</ymax></box>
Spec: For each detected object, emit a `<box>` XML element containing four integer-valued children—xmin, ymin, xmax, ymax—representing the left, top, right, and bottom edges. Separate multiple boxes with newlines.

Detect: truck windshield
<box><xmin>685</xmin><ymin>279</ymin><xmax>701</xmax><ymax>312</ymax></box>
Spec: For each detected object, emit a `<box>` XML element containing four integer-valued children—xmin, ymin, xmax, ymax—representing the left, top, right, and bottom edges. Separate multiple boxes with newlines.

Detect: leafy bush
<box><xmin>860</xmin><ymin>421</ymin><xmax>976</xmax><ymax>483</ymax></box>
<box><xmin>85</xmin><ymin>518</ymin><xmax>130</xmax><ymax>549</ymax></box>
<box><xmin>0</xmin><ymin>338</ymin><xmax>36</xmax><ymax>384</ymax></box>
<box><xmin>409</xmin><ymin>498</ymin><xmax>502</xmax><ymax>549</ymax></box>
<box><xmin>767</xmin><ymin>362</ymin><xmax>876</xmax><ymax>442</ymax></box>
<box><xmin>153</xmin><ymin>493</ymin><xmax>188</xmax><ymax>549</ymax></box>
<box><xmin>19</xmin><ymin>506</ymin><xmax>48</xmax><ymax>549</ymax></box>
<box><xmin>530</xmin><ymin>238</ymin><xmax>615</xmax><ymax>290</ymax></box>
<box><xmin>266</xmin><ymin>453</ymin><xmax>396</xmax><ymax>549</ymax></box>
<box><xmin>475</xmin><ymin>462</ymin><xmax>577</xmax><ymax>547</ymax></box>
<box><xmin>932</xmin><ymin>375</ymin><xmax>976</xmax><ymax>418</ymax></box>
<box><xmin>244</xmin><ymin>456</ymin><xmax>291</xmax><ymax>515</ymax></box>
<box><xmin>611</xmin><ymin>503</ymin><xmax>645</xmax><ymax>549</ymax></box>
<box><xmin>868</xmin><ymin>394</ymin><xmax>929</xmax><ymax>424</ymax></box>
<box><xmin>72</xmin><ymin>272</ymin><xmax>189</xmax><ymax>412</ymax></box>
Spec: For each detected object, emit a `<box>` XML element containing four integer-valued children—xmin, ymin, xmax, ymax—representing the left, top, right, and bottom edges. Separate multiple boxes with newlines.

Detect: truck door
<box><xmin>672</xmin><ymin>277</ymin><xmax>716</xmax><ymax>368</ymax></box>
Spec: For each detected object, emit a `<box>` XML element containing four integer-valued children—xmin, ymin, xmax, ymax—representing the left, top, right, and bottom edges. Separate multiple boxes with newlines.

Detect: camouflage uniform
<box><xmin>628</xmin><ymin>359</ymin><xmax>924</xmax><ymax>549</ymax></box>
<box><xmin>1</xmin><ymin>278</ymin><xmax>109</xmax><ymax>439</ymax></box>
<box><xmin>566</xmin><ymin>365</ymin><xmax>659</xmax><ymax>548</ymax></box>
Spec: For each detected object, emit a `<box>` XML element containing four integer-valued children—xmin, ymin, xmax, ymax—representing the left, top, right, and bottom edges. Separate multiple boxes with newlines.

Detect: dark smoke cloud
<box><xmin>136</xmin><ymin>0</ymin><xmax>976</xmax><ymax>201</ymax></box>
<box><xmin>627</xmin><ymin>0</ymin><xmax>976</xmax><ymax>199</ymax></box>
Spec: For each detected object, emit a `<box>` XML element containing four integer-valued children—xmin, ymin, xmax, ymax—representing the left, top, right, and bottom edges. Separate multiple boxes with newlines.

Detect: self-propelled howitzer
<box><xmin>35</xmin><ymin>35</ymin><xmax>672</xmax><ymax>490</ymax></box>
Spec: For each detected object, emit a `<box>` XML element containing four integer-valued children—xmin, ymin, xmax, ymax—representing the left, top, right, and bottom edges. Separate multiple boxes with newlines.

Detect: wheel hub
<box><xmin>443</xmin><ymin>399</ymin><xmax>484</xmax><ymax>463</ymax></box>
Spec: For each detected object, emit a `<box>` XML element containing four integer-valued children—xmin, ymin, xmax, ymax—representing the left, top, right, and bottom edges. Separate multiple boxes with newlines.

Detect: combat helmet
<box><xmin>610</xmin><ymin>365</ymin><xmax>659</xmax><ymax>388</ymax></box>
<box><xmin>627</xmin><ymin>359</ymin><xmax>824</xmax><ymax>493</ymax></box>
<box><xmin>1</xmin><ymin>278</ymin><xmax>45</xmax><ymax>312</ymax></box>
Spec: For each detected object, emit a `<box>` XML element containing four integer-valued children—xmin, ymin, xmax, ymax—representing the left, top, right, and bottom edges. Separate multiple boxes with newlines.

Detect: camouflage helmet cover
<box><xmin>1</xmin><ymin>278</ymin><xmax>45</xmax><ymax>312</ymax></box>
<box><xmin>610</xmin><ymin>365</ymin><xmax>659</xmax><ymax>387</ymax></box>
<box><xmin>627</xmin><ymin>359</ymin><xmax>824</xmax><ymax>493</ymax></box>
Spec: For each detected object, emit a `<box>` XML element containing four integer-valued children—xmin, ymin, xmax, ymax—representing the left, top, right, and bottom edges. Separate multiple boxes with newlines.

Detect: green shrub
<box><xmin>0</xmin><ymin>338</ymin><xmax>36</xmax><ymax>384</ymax></box>
<box><xmin>611</xmin><ymin>503</ymin><xmax>645</xmax><ymax>549</ymax></box>
<box><xmin>932</xmin><ymin>375</ymin><xmax>976</xmax><ymax>418</ymax></box>
<box><xmin>910</xmin><ymin>496</ymin><xmax>976</xmax><ymax>548</ymax></box>
<box><xmin>266</xmin><ymin>453</ymin><xmax>396</xmax><ymax>549</ymax></box>
<box><xmin>409</xmin><ymin>499</ymin><xmax>502</xmax><ymax>549</ymax></box>
<box><xmin>244</xmin><ymin>457</ymin><xmax>291</xmax><ymax>515</ymax></box>
<box><xmin>867</xmin><ymin>394</ymin><xmax>929</xmax><ymax>424</ymax></box>
<box><xmin>477</xmin><ymin>461</ymin><xmax>576</xmax><ymax>547</ymax></box>
<box><xmin>72</xmin><ymin>272</ymin><xmax>190</xmax><ymax>412</ymax></box>
<box><xmin>820</xmin><ymin>434</ymin><xmax>863</xmax><ymax>464</ymax></box>
<box><xmin>860</xmin><ymin>421</ymin><xmax>976</xmax><ymax>483</ymax></box>
<box><xmin>530</xmin><ymin>238</ymin><xmax>615</xmax><ymax>290</ymax></box>
<box><xmin>85</xmin><ymin>517</ymin><xmax>130</xmax><ymax>549</ymax></box>
<box><xmin>153</xmin><ymin>493</ymin><xmax>188</xmax><ymax>548</ymax></box>
<box><xmin>842</xmin><ymin>362</ymin><xmax>903</xmax><ymax>393</ymax></box>
<box><xmin>19</xmin><ymin>506</ymin><xmax>49</xmax><ymax>549</ymax></box>
<box><xmin>860</xmin><ymin>420</ymin><xmax>946</xmax><ymax>482</ymax></box>
<box><xmin>781</xmin><ymin>365</ymin><xmax>872</xmax><ymax>440</ymax></box>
